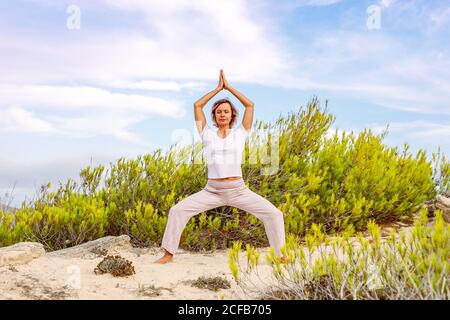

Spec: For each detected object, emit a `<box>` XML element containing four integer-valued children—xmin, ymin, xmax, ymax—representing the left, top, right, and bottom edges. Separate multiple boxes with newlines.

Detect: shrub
<box><xmin>228</xmin><ymin>209</ymin><xmax>449</xmax><ymax>300</ymax></box>
<box><xmin>1</xmin><ymin>194</ymin><xmax>109</xmax><ymax>251</ymax></box>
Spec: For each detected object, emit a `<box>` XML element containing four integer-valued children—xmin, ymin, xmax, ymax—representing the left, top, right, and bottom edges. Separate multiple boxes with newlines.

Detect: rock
<box><xmin>436</xmin><ymin>194</ymin><xmax>450</xmax><ymax>208</ymax></box>
<box><xmin>424</xmin><ymin>193</ymin><xmax>450</xmax><ymax>222</ymax></box>
<box><xmin>0</xmin><ymin>242</ymin><xmax>46</xmax><ymax>267</ymax></box>
<box><xmin>436</xmin><ymin>194</ymin><xmax>450</xmax><ymax>222</ymax></box>
<box><xmin>47</xmin><ymin>235</ymin><xmax>132</xmax><ymax>259</ymax></box>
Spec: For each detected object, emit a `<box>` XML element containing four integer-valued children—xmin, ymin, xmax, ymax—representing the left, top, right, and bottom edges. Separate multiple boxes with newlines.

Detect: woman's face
<box><xmin>215</xmin><ymin>102</ymin><xmax>232</xmax><ymax>127</ymax></box>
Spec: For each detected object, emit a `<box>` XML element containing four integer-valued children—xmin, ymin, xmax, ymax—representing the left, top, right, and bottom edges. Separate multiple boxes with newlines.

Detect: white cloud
<box><xmin>0</xmin><ymin>0</ymin><xmax>290</xmax><ymax>87</ymax></box>
<box><xmin>325</xmin><ymin>121</ymin><xmax>449</xmax><ymax>160</ymax></box>
<box><xmin>284</xmin><ymin>0</ymin><xmax>342</xmax><ymax>7</ymax></box>
<box><xmin>380</xmin><ymin>0</ymin><xmax>395</xmax><ymax>8</ymax></box>
<box><xmin>0</xmin><ymin>85</ymin><xmax>184</xmax><ymax>115</ymax></box>
<box><xmin>429</xmin><ymin>7</ymin><xmax>450</xmax><ymax>26</ymax></box>
<box><xmin>278</xmin><ymin>28</ymin><xmax>450</xmax><ymax>116</ymax></box>
<box><xmin>378</xmin><ymin>0</ymin><xmax>450</xmax><ymax>34</ymax></box>
<box><xmin>260</xmin><ymin>0</ymin><xmax>342</xmax><ymax>14</ymax></box>
<box><xmin>0</xmin><ymin>106</ymin><xmax>56</xmax><ymax>133</ymax></box>
<box><xmin>0</xmin><ymin>85</ymin><xmax>185</xmax><ymax>144</ymax></box>
<box><xmin>368</xmin><ymin>121</ymin><xmax>450</xmax><ymax>140</ymax></box>
<box><xmin>0</xmin><ymin>0</ymin><xmax>295</xmax><ymax>146</ymax></box>
<box><xmin>107</xmin><ymin>80</ymin><xmax>207</xmax><ymax>91</ymax></box>
<box><xmin>2</xmin><ymin>0</ymin><xmax>448</xmax><ymax>120</ymax></box>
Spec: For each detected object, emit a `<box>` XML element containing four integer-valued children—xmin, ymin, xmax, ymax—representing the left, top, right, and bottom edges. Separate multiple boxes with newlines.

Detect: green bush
<box><xmin>279</xmin><ymin>129</ymin><xmax>436</xmax><ymax>235</ymax></box>
<box><xmin>1</xmin><ymin>193</ymin><xmax>108</xmax><ymax>251</ymax></box>
<box><xmin>228</xmin><ymin>209</ymin><xmax>449</xmax><ymax>300</ymax></box>
<box><xmin>123</xmin><ymin>200</ymin><xmax>167</xmax><ymax>247</ymax></box>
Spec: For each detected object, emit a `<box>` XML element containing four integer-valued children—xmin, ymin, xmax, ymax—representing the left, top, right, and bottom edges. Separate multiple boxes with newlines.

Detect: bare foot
<box><xmin>153</xmin><ymin>250</ymin><xmax>173</xmax><ymax>264</ymax></box>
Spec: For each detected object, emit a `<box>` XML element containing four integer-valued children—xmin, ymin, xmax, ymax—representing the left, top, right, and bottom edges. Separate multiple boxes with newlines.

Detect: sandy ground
<box><xmin>0</xmin><ymin>218</ymin><xmax>423</xmax><ymax>300</ymax></box>
<box><xmin>0</xmin><ymin>246</ymin><xmax>275</xmax><ymax>300</ymax></box>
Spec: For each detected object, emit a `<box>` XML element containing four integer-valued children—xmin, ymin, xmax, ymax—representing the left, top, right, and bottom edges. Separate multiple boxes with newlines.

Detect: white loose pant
<box><xmin>161</xmin><ymin>178</ymin><xmax>286</xmax><ymax>257</ymax></box>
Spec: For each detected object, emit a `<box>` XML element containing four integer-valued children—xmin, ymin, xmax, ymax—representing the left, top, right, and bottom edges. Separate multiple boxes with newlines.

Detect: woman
<box><xmin>154</xmin><ymin>69</ymin><xmax>286</xmax><ymax>264</ymax></box>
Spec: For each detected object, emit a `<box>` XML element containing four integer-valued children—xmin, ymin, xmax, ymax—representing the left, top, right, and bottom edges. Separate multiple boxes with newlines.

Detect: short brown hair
<box><xmin>211</xmin><ymin>98</ymin><xmax>239</xmax><ymax>128</ymax></box>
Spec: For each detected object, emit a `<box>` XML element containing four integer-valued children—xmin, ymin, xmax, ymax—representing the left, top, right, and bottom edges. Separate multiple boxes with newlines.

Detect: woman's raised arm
<box><xmin>221</xmin><ymin>70</ymin><xmax>254</xmax><ymax>131</ymax></box>
<box><xmin>194</xmin><ymin>70</ymin><xmax>224</xmax><ymax>134</ymax></box>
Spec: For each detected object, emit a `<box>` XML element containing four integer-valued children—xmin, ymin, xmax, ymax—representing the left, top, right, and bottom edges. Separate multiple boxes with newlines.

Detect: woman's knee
<box><xmin>168</xmin><ymin>205</ymin><xmax>181</xmax><ymax>218</ymax></box>
<box><xmin>257</xmin><ymin>207</ymin><xmax>284</xmax><ymax>223</ymax></box>
<box><xmin>269</xmin><ymin>208</ymin><xmax>285</xmax><ymax>223</ymax></box>
<box><xmin>276</xmin><ymin>207</ymin><xmax>284</xmax><ymax>218</ymax></box>
<box><xmin>168</xmin><ymin>203</ymin><xmax>195</xmax><ymax>219</ymax></box>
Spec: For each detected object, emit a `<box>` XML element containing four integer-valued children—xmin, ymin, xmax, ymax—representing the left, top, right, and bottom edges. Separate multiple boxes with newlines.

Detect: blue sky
<box><xmin>0</xmin><ymin>0</ymin><xmax>449</xmax><ymax>207</ymax></box>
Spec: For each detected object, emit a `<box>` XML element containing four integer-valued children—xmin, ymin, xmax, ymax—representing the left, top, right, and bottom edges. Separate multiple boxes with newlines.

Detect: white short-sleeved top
<box><xmin>199</xmin><ymin>123</ymin><xmax>251</xmax><ymax>179</ymax></box>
